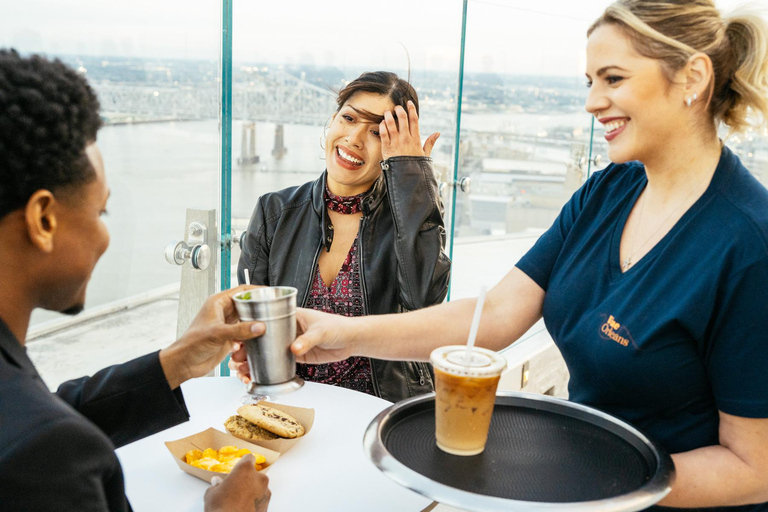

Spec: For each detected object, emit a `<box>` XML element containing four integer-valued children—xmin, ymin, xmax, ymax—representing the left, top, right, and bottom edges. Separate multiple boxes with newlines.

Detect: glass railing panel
<box><xmin>448</xmin><ymin>0</ymin><xmax>607</xmax><ymax>302</ymax></box>
<box><xmin>229</xmin><ymin>0</ymin><xmax>465</xmax><ymax>284</ymax></box>
<box><xmin>13</xmin><ymin>1</ymin><xmax>222</xmax><ymax>327</ymax></box>
<box><xmin>728</xmin><ymin>129</ymin><xmax>768</xmax><ymax>186</ymax></box>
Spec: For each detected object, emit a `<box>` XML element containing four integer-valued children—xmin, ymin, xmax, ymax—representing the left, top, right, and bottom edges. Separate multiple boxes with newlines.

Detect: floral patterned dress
<box><xmin>295</xmin><ymin>186</ymin><xmax>375</xmax><ymax>395</ymax></box>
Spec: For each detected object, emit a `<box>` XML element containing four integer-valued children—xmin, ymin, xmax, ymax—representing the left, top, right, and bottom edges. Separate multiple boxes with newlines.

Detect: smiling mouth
<box><xmin>337</xmin><ymin>146</ymin><xmax>364</xmax><ymax>166</ymax></box>
<box><xmin>601</xmin><ymin>118</ymin><xmax>628</xmax><ymax>142</ymax></box>
<box><xmin>604</xmin><ymin>119</ymin><xmax>627</xmax><ymax>134</ymax></box>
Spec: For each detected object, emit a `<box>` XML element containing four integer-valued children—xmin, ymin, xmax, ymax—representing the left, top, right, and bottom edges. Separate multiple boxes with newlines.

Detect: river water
<box><xmin>30</xmin><ymin>112</ymin><xmax>591</xmax><ymax>326</ymax></box>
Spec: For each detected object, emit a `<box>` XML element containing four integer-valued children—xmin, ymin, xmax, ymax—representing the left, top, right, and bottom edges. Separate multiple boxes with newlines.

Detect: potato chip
<box><xmin>217</xmin><ymin>446</ymin><xmax>240</xmax><ymax>462</ymax></box>
<box><xmin>211</xmin><ymin>459</ymin><xmax>238</xmax><ymax>473</ymax></box>
<box><xmin>184</xmin><ymin>449</ymin><xmax>203</xmax><ymax>463</ymax></box>
<box><xmin>192</xmin><ymin>457</ymin><xmax>220</xmax><ymax>471</ymax></box>
<box><xmin>183</xmin><ymin>446</ymin><xmax>267</xmax><ymax>474</ymax></box>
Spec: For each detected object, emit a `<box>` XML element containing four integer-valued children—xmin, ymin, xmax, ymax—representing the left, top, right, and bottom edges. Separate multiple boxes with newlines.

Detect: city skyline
<box><xmin>7</xmin><ymin>0</ymin><xmax>760</xmax><ymax>76</ymax></box>
<box><xmin>6</xmin><ymin>0</ymin><xmax>757</xmax><ymax>76</ymax></box>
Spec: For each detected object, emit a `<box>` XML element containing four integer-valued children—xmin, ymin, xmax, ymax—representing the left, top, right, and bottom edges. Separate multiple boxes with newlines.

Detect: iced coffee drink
<box><xmin>430</xmin><ymin>346</ymin><xmax>507</xmax><ymax>456</ymax></box>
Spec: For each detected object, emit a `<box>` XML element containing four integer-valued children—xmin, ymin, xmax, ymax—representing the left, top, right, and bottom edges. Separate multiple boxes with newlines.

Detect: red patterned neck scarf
<box><xmin>325</xmin><ymin>184</ymin><xmax>366</xmax><ymax>214</ymax></box>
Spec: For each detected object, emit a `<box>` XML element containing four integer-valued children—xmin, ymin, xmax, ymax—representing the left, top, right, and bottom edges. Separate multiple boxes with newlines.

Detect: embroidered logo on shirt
<box><xmin>599</xmin><ymin>314</ymin><xmax>636</xmax><ymax>348</ymax></box>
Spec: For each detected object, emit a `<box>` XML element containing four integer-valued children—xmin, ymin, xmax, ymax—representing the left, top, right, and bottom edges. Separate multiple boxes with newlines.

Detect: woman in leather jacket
<box><xmin>232</xmin><ymin>71</ymin><xmax>451</xmax><ymax>402</ymax></box>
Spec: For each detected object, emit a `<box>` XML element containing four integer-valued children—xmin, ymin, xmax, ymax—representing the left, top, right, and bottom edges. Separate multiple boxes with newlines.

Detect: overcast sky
<box><xmin>2</xmin><ymin>0</ymin><xmax>763</xmax><ymax>76</ymax></box>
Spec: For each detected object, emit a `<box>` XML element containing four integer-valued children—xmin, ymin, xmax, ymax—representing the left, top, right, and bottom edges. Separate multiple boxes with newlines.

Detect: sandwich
<box><xmin>225</xmin><ymin>403</ymin><xmax>305</xmax><ymax>440</ymax></box>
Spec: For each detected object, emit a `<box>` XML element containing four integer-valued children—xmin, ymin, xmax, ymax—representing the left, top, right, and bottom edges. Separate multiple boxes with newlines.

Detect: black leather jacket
<box><xmin>237</xmin><ymin>156</ymin><xmax>451</xmax><ymax>402</ymax></box>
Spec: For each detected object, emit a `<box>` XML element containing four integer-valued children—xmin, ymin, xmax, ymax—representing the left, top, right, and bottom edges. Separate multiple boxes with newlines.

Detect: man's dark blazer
<box><xmin>0</xmin><ymin>319</ymin><xmax>189</xmax><ymax>511</ymax></box>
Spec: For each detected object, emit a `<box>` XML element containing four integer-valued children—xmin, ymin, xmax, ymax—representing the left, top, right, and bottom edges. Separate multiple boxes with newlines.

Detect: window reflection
<box><xmin>447</xmin><ymin>0</ymin><xmax>768</xmax><ymax>302</ymax></box>
<box><xmin>12</xmin><ymin>3</ymin><xmax>221</xmax><ymax>326</ymax></box>
<box><xmin>229</xmin><ymin>0</ymin><xmax>465</xmax><ymax>282</ymax></box>
<box><xmin>7</xmin><ymin>0</ymin><xmax>766</xmax><ymax>326</ymax></box>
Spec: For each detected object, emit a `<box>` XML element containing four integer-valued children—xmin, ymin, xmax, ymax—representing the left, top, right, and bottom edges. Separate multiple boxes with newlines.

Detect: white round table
<box><xmin>116</xmin><ymin>377</ymin><xmax>434</xmax><ymax>512</ymax></box>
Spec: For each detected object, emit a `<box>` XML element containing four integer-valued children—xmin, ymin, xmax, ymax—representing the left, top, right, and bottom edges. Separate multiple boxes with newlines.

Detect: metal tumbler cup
<box><xmin>233</xmin><ymin>287</ymin><xmax>303</xmax><ymax>396</ymax></box>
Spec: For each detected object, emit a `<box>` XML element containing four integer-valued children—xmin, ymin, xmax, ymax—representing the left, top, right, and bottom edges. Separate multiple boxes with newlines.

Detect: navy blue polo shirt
<box><xmin>517</xmin><ymin>146</ymin><xmax>768</xmax><ymax>510</ymax></box>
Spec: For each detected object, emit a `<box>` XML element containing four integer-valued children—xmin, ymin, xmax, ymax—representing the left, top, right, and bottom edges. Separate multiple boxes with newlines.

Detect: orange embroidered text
<box><xmin>600</xmin><ymin>315</ymin><xmax>630</xmax><ymax>347</ymax></box>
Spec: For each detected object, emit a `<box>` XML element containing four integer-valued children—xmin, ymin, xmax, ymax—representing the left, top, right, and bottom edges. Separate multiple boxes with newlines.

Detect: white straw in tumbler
<box><xmin>464</xmin><ymin>285</ymin><xmax>487</xmax><ymax>364</ymax></box>
<box><xmin>244</xmin><ymin>268</ymin><xmax>251</xmax><ymax>286</ymax></box>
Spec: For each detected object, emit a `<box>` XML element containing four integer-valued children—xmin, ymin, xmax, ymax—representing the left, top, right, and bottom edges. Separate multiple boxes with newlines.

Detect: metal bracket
<box><xmin>165</xmin><ymin>209</ymin><xmax>217</xmax><ymax>339</ymax></box>
<box><xmin>439</xmin><ymin>176</ymin><xmax>472</xmax><ymax>198</ymax></box>
<box><xmin>579</xmin><ymin>154</ymin><xmax>602</xmax><ymax>168</ymax></box>
<box><xmin>165</xmin><ymin>221</ymin><xmax>211</xmax><ymax>271</ymax></box>
<box><xmin>521</xmin><ymin>360</ymin><xmax>530</xmax><ymax>388</ymax></box>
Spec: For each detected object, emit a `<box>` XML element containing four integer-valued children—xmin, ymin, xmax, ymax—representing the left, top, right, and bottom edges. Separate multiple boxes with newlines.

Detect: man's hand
<box><xmin>204</xmin><ymin>455</ymin><xmax>271</xmax><ymax>512</ymax></box>
<box><xmin>160</xmin><ymin>285</ymin><xmax>265</xmax><ymax>389</ymax></box>
<box><xmin>380</xmin><ymin>100</ymin><xmax>440</xmax><ymax>160</ymax></box>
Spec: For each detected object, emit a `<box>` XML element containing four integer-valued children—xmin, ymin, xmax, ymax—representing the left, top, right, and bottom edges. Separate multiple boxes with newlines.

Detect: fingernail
<box><xmin>251</xmin><ymin>323</ymin><xmax>263</xmax><ymax>333</ymax></box>
<box><xmin>294</xmin><ymin>342</ymin><xmax>303</xmax><ymax>351</ymax></box>
<box><xmin>211</xmin><ymin>476</ymin><xmax>223</xmax><ymax>487</ymax></box>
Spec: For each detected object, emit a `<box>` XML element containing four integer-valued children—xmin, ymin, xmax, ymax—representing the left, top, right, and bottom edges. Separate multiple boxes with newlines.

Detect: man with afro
<box><xmin>0</xmin><ymin>49</ymin><xmax>271</xmax><ymax>512</ymax></box>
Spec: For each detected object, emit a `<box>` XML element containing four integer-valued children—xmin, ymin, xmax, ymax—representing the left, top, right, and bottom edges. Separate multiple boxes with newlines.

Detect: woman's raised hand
<box><xmin>380</xmin><ymin>100</ymin><xmax>440</xmax><ymax>160</ymax></box>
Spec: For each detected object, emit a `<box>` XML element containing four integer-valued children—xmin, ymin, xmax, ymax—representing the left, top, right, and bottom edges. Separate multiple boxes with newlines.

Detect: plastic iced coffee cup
<box><xmin>430</xmin><ymin>345</ymin><xmax>507</xmax><ymax>456</ymax></box>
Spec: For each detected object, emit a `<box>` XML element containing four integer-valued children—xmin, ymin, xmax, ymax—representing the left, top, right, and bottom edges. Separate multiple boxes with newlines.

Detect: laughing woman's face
<box><xmin>325</xmin><ymin>92</ymin><xmax>395</xmax><ymax>196</ymax></box>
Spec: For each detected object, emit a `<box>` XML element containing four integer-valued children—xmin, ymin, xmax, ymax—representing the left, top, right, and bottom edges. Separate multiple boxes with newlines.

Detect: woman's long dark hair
<box><xmin>334</xmin><ymin>71</ymin><xmax>419</xmax><ymax>126</ymax></box>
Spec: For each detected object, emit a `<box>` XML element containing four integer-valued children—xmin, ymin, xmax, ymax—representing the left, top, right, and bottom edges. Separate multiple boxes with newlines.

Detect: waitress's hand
<box><xmin>233</xmin><ymin>307</ymin><xmax>356</xmax><ymax>379</ymax></box>
<box><xmin>380</xmin><ymin>100</ymin><xmax>440</xmax><ymax>160</ymax></box>
<box><xmin>291</xmin><ymin>308</ymin><xmax>356</xmax><ymax>364</ymax></box>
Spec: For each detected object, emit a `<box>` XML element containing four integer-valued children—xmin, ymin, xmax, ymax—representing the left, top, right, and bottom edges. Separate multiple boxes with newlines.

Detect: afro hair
<box><xmin>0</xmin><ymin>49</ymin><xmax>102</xmax><ymax>219</ymax></box>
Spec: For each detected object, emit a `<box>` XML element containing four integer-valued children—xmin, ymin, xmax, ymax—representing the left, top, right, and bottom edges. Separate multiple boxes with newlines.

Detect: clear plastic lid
<box><xmin>430</xmin><ymin>345</ymin><xmax>507</xmax><ymax>377</ymax></box>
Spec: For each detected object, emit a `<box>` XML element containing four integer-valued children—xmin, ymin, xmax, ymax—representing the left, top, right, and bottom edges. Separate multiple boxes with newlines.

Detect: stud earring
<box><xmin>686</xmin><ymin>92</ymin><xmax>698</xmax><ymax>107</ymax></box>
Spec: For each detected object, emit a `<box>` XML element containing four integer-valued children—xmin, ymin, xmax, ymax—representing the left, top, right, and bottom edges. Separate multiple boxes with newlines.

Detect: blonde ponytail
<box><xmin>715</xmin><ymin>12</ymin><xmax>768</xmax><ymax>133</ymax></box>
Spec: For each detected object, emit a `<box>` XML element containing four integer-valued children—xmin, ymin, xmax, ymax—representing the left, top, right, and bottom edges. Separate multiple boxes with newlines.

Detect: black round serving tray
<box><xmin>364</xmin><ymin>392</ymin><xmax>674</xmax><ymax>512</ymax></box>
